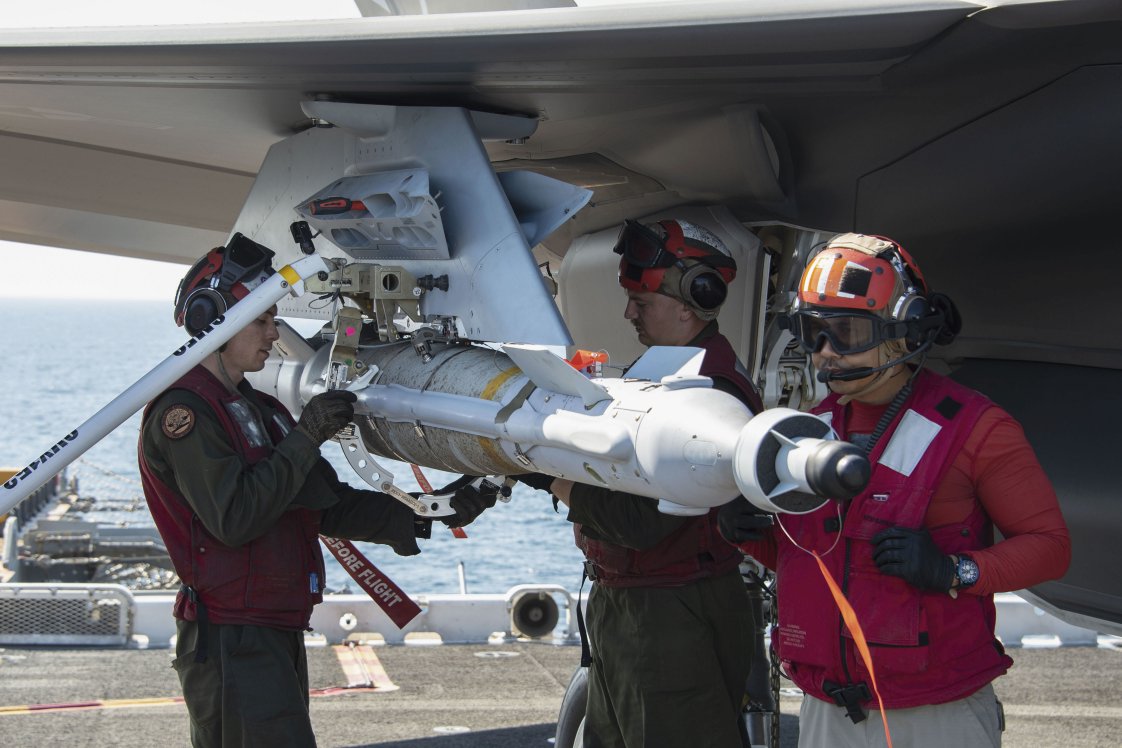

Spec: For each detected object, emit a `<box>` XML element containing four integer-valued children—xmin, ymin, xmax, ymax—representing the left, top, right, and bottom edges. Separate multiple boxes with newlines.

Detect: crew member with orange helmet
<box><xmin>718</xmin><ymin>233</ymin><xmax>1071</xmax><ymax>747</ymax></box>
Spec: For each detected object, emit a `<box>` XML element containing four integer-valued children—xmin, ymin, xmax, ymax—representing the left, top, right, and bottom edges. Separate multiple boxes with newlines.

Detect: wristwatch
<box><xmin>952</xmin><ymin>554</ymin><xmax>980</xmax><ymax>590</ymax></box>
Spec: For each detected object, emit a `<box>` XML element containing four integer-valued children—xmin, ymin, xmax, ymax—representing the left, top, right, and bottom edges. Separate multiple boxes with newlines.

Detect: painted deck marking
<box><xmin>333</xmin><ymin>643</ymin><xmax>399</xmax><ymax>692</ymax></box>
<box><xmin>1</xmin><ymin>646</ymin><xmax>397</xmax><ymax>715</ymax></box>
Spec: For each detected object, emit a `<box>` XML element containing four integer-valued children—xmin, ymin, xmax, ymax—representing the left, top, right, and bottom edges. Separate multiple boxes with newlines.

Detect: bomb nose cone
<box><xmin>806</xmin><ymin>442</ymin><xmax>870</xmax><ymax>501</ymax></box>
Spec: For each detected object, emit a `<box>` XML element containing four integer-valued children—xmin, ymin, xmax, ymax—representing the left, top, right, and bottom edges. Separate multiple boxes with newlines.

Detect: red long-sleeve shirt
<box><xmin>744</xmin><ymin>400</ymin><xmax>1071</xmax><ymax>595</ymax></box>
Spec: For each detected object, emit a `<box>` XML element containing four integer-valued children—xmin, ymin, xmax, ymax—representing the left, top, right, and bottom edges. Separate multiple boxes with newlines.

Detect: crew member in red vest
<box><xmin>140</xmin><ymin>237</ymin><xmax>495</xmax><ymax>748</ymax></box>
<box><xmin>719</xmin><ymin>233</ymin><xmax>1071</xmax><ymax>747</ymax></box>
<box><xmin>521</xmin><ymin>219</ymin><xmax>768</xmax><ymax>748</ymax></box>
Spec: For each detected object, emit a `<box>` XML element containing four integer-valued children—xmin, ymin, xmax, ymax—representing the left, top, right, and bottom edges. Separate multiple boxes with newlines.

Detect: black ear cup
<box><xmin>928</xmin><ymin>292</ymin><xmax>961</xmax><ymax>346</ymax></box>
<box><xmin>896</xmin><ymin>292</ymin><xmax>962</xmax><ymax>351</ymax></box>
<box><xmin>894</xmin><ymin>292</ymin><xmax>931</xmax><ymax>351</ymax></box>
<box><xmin>182</xmin><ymin>288</ymin><xmax>228</xmax><ymax>336</ymax></box>
<box><xmin>678</xmin><ymin>262</ymin><xmax>728</xmax><ymax>311</ymax></box>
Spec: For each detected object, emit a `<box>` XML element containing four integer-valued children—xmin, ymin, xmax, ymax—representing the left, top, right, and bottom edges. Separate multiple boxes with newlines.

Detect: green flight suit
<box><xmin>568</xmin><ymin>491</ymin><xmax>754</xmax><ymax>748</ymax></box>
<box><xmin>142</xmin><ymin>378</ymin><xmax>420</xmax><ymax>748</ymax></box>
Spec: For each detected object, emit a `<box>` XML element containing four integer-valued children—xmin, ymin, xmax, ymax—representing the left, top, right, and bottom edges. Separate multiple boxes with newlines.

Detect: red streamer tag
<box><xmin>320</xmin><ymin>535</ymin><xmax>421</xmax><ymax>628</ymax></box>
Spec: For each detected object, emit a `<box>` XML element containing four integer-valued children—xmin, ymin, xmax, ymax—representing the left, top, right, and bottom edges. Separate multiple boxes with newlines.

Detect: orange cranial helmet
<box><xmin>790</xmin><ymin>233</ymin><xmax>958</xmax><ymax>356</ymax></box>
<box><xmin>796</xmin><ymin>233</ymin><xmax>927</xmax><ymax>317</ymax></box>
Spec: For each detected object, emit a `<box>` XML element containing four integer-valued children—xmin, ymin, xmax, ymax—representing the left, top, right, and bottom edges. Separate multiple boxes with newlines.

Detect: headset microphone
<box><xmin>818</xmin><ymin>364</ymin><xmax>884</xmax><ymax>383</ymax></box>
<box><xmin>816</xmin><ymin>343</ymin><xmax>931</xmax><ymax>384</ymax></box>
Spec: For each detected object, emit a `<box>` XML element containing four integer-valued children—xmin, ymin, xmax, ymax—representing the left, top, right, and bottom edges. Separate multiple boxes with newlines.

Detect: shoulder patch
<box><xmin>161</xmin><ymin>405</ymin><xmax>196</xmax><ymax>440</ymax></box>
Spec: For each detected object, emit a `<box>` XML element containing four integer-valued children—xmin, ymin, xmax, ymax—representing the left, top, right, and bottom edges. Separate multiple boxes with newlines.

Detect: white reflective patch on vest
<box><xmin>877</xmin><ymin>410</ymin><xmax>941</xmax><ymax>476</ymax></box>
<box><xmin>225</xmin><ymin>399</ymin><xmax>269</xmax><ymax>449</ymax></box>
<box><xmin>272</xmin><ymin>413</ymin><xmax>292</xmax><ymax>437</ymax></box>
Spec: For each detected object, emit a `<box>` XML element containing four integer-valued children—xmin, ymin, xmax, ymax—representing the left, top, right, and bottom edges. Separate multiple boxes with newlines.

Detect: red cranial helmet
<box><xmin>174</xmin><ymin>233</ymin><xmax>275</xmax><ymax>335</ymax></box>
<box><xmin>614</xmin><ymin>218</ymin><xmax>737</xmax><ymax>320</ymax></box>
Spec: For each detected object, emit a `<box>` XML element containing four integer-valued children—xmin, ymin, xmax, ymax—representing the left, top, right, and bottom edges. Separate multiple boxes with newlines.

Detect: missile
<box><xmin>225</xmin><ymin>103</ymin><xmax>865</xmax><ymax>515</ymax></box>
<box><xmin>0</xmin><ymin>254</ymin><xmax>331</xmax><ymax>516</ymax></box>
<box><xmin>253</xmin><ymin>328</ymin><xmax>870</xmax><ymax>516</ymax></box>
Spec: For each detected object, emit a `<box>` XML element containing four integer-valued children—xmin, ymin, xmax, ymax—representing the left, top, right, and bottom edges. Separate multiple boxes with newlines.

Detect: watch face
<box><xmin>958</xmin><ymin>556</ymin><xmax>980</xmax><ymax>586</ymax></box>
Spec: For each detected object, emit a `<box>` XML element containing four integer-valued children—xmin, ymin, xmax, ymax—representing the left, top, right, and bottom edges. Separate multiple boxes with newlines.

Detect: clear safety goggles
<box><xmin>790</xmin><ymin>311</ymin><xmax>890</xmax><ymax>355</ymax></box>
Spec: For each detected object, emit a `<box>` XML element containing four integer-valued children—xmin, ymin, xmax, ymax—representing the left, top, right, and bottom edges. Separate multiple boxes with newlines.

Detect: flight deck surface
<box><xmin>0</xmin><ymin>641</ymin><xmax>1119</xmax><ymax>747</ymax></box>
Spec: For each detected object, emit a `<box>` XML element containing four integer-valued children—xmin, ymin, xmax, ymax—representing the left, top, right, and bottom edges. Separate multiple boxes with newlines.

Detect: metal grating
<box><xmin>0</xmin><ymin>583</ymin><xmax>133</xmax><ymax>646</ymax></box>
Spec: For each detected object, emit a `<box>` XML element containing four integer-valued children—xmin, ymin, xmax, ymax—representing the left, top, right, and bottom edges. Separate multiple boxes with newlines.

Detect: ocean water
<box><xmin>0</xmin><ymin>298</ymin><xmax>585</xmax><ymax>595</ymax></box>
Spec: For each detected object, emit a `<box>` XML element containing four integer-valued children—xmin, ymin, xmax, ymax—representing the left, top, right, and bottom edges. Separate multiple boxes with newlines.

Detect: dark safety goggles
<box><xmin>790</xmin><ymin>311</ymin><xmax>892</xmax><ymax>355</ymax></box>
<box><xmin>216</xmin><ymin>233</ymin><xmax>275</xmax><ymax>292</ymax></box>
<box><xmin>612</xmin><ymin>219</ymin><xmax>677</xmax><ymax>269</ymax></box>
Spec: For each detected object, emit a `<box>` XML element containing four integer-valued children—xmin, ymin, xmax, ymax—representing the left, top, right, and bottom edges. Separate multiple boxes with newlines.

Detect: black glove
<box><xmin>413</xmin><ymin>517</ymin><xmax>433</xmax><ymax>540</ymax></box>
<box><xmin>513</xmin><ymin>473</ymin><xmax>556</xmax><ymax>493</ymax></box>
<box><xmin>871</xmin><ymin>526</ymin><xmax>955</xmax><ymax>592</ymax></box>
<box><xmin>440</xmin><ymin>480</ymin><xmax>500</xmax><ymax>529</ymax></box>
<box><xmin>295</xmin><ymin>390</ymin><xmax>357</xmax><ymax>445</ymax></box>
<box><xmin>717</xmin><ymin>497</ymin><xmax>775</xmax><ymax>544</ymax></box>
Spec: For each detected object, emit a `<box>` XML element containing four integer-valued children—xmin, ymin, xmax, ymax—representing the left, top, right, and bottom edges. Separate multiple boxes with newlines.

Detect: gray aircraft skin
<box><xmin>0</xmin><ymin>0</ymin><xmax>1119</xmax><ymax>634</ymax></box>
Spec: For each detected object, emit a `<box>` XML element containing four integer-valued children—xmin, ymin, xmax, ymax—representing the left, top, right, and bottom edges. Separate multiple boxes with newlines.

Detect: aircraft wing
<box><xmin>2</xmin><ymin>0</ymin><xmax>1121</xmax><ymax>632</ymax></box>
<box><xmin>0</xmin><ymin>0</ymin><xmax>986</xmax><ymax>264</ymax></box>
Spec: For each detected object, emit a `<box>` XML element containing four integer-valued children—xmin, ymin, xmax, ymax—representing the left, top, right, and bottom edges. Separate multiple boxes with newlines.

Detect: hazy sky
<box><xmin>0</xmin><ymin>241</ymin><xmax>187</xmax><ymax>300</ymax></box>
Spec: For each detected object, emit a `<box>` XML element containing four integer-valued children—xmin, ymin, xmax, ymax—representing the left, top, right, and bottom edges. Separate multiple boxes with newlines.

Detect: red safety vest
<box><xmin>577</xmin><ymin>332</ymin><xmax>760</xmax><ymax>588</ymax></box>
<box><xmin>775</xmin><ymin>369</ymin><xmax>1013</xmax><ymax>708</ymax></box>
<box><xmin>140</xmin><ymin>366</ymin><xmax>325</xmax><ymax>630</ymax></box>
<box><xmin>697</xmin><ymin>330</ymin><xmax>763</xmax><ymax>415</ymax></box>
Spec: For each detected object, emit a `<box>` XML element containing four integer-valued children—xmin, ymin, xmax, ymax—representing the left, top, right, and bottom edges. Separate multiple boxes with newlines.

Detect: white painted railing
<box><xmin>2</xmin><ymin>584</ymin><xmax>1114</xmax><ymax>651</ymax></box>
